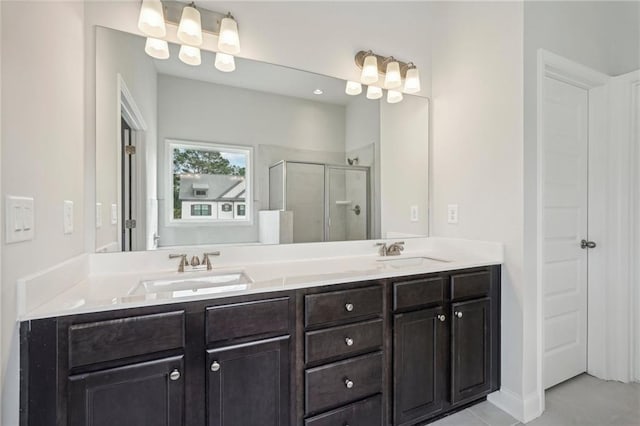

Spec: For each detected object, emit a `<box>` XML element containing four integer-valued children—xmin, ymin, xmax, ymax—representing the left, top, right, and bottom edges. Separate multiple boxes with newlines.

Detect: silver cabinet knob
<box><xmin>345</xmin><ymin>337</ymin><xmax>354</xmax><ymax>346</ymax></box>
<box><xmin>169</xmin><ymin>369</ymin><xmax>181</xmax><ymax>381</ymax></box>
<box><xmin>344</xmin><ymin>378</ymin><xmax>354</xmax><ymax>389</ymax></box>
<box><xmin>211</xmin><ymin>361</ymin><xmax>221</xmax><ymax>372</ymax></box>
<box><xmin>438</xmin><ymin>314</ymin><xmax>446</xmax><ymax>322</ymax></box>
<box><xmin>455</xmin><ymin>311</ymin><xmax>463</xmax><ymax>318</ymax></box>
<box><xmin>345</xmin><ymin>303</ymin><xmax>354</xmax><ymax>312</ymax></box>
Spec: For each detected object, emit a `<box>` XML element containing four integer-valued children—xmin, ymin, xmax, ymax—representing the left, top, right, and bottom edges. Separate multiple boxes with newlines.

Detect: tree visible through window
<box><xmin>170</xmin><ymin>141</ymin><xmax>250</xmax><ymax>222</ymax></box>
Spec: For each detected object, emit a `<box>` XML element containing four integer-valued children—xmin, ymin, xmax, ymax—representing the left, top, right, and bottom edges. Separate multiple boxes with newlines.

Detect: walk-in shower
<box><xmin>268</xmin><ymin>160</ymin><xmax>370</xmax><ymax>243</ymax></box>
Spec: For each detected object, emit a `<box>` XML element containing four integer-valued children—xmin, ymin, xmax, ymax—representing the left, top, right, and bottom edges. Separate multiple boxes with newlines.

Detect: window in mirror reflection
<box><xmin>169</xmin><ymin>140</ymin><xmax>251</xmax><ymax>224</ymax></box>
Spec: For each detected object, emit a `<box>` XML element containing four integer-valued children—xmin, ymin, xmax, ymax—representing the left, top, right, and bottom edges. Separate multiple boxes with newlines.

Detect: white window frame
<box><xmin>165</xmin><ymin>139</ymin><xmax>253</xmax><ymax>227</ymax></box>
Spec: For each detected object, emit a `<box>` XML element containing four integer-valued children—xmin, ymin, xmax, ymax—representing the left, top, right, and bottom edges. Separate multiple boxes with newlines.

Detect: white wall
<box><xmin>157</xmin><ymin>74</ymin><xmax>346</xmax><ymax>246</ymax></box>
<box><xmin>95</xmin><ymin>27</ymin><xmax>158</xmax><ymax>251</ymax></box>
<box><xmin>380</xmin><ymin>96</ymin><xmax>430</xmax><ymax>237</ymax></box>
<box><xmin>429</xmin><ymin>0</ymin><xmax>526</xmax><ymax>419</ymax></box>
<box><xmin>1</xmin><ymin>2</ymin><xmax>86</xmax><ymax>424</ymax></box>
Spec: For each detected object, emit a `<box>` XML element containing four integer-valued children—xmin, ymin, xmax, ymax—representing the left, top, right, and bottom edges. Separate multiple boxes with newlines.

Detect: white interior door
<box><xmin>542</xmin><ymin>76</ymin><xmax>589</xmax><ymax>389</ymax></box>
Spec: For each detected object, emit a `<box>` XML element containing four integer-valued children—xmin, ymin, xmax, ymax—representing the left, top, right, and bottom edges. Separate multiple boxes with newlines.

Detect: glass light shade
<box><xmin>138</xmin><ymin>0</ymin><xmax>166</xmax><ymax>38</ymax></box>
<box><xmin>387</xmin><ymin>89</ymin><xmax>403</xmax><ymax>104</ymax></box>
<box><xmin>345</xmin><ymin>81</ymin><xmax>362</xmax><ymax>96</ymax></box>
<box><xmin>218</xmin><ymin>15</ymin><xmax>241</xmax><ymax>55</ymax></box>
<box><xmin>360</xmin><ymin>54</ymin><xmax>379</xmax><ymax>84</ymax></box>
<box><xmin>144</xmin><ymin>37</ymin><xmax>170</xmax><ymax>60</ymax></box>
<box><xmin>215</xmin><ymin>52</ymin><xmax>236</xmax><ymax>72</ymax></box>
<box><xmin>177</xmin><ymin>5</ymin><xmax>203</xmax><ymax>46</ymax></box>
<box><xmin>384</xmin><ymin>61</ymin><xmax>402</xmax><ymax>89</ymax></box>
<box><xmin>404</xmin><ymin>67</ymin><xmax>421</xmax><ymax>94</ymax></box>
<box><xmin>178</xmin><ymin>45</ymin><xmax>201</xmax><ymax>66</ymax></box>
<box><xmin>366</xmin><ymin>85</ymin><xmax>383</xmax><ymax>100</ymax></box>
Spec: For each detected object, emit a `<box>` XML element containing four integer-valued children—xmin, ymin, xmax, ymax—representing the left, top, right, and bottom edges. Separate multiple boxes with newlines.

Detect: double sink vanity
<box><xmin>19</xmin><ymin>238</ymin><xmax>502</xmax><ymax>426</ymax></box>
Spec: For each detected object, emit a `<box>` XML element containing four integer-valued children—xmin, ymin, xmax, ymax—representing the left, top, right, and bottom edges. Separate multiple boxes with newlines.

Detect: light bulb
<box><xmin>138</xmin><ymin>0</ymin><xmax>166</xmax><ymax>38</ymax></box>
<box><xmin>215</xmin><ymin>52</ymin><xmax>236</xmax><ymax>72</ymax></box>
<box><xmin>144</xmin><ymin>37</ymin><xmax>169</xmax><ymax>60</ymax></box>
<box><xmin>404</xmin><ymin>66</ymin><xmax>421</xmax><ymax>94</ymax></box>
<box><xmin>218</xmin><ymin>14</ymin><xmax>241</xmax><ymax>55</ymax></box>
<box><xmin>387</xmin><ymin>90</ymin><xmax>403</xmax><ymax>104</ymax></box>
<box><xmin>384</xmin><ymin>60</ymin><xmax>402</xmax><ymax>89</ymax></box>
<box><xmin>345</xmin><ymin>81</ymin><xmax>362</xmax><ymax>96</ymax></box>
<box><xmin>360</xmin><ymin>54</ymin><xmax>379</xmax><ymax>85</ymax></box>
<box><xmin>177</xmin><ymin>5</ymin><xmax>203</xmax><ymax>46</ymax></box>
<box><xmin>179</xmin><ymin>45</ymin><xmax>201</xmax><ymax>66</ymax></box>
<box><xmin>366</xmin><ymin>86</ymin><xmax>383</xmax><ymax>100</ymax></box>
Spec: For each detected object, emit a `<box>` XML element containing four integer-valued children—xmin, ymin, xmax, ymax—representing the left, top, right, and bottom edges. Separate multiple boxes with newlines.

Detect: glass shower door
<box><xmin>326</xmin><ymin>166</ymin><xmax>369</xmax><ymax>241</ymax></box>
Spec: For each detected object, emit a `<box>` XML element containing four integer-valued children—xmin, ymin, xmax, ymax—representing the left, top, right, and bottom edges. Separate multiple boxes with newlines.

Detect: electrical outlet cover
<box><xmin>447</xmin><ymin>204</ymin><xmax>459</xmax><ymax>224</ymax></box>
<box><xmin>63</xmin><ymin>200</ymin><xmax>74</xmax><ymax>234</ymax></box>
<box><xmin>96</xmin><ymin>202</ymin><xmax>103</xmax><ymax>228</ymax></box>
<box><xmin>111</xmin><ymin>204</ymin><xmax>118</xmax><ymax>225</ymax></box>
<box><xmin>6</xmin><ymin>196</ymin><xmax>34</xmax><ymax>243</ymax></box>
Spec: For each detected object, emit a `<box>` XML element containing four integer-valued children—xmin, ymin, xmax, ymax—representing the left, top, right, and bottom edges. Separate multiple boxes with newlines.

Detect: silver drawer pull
<box><xmin>345</xmin><ymin>337</ymin><xmax>354</xmax><ymax>346</ymax></box>
<box><xmin>344</xmin><ymin>378</ymin><xmax>354</xmax><ymax>389</ymax></box>
<box><xmin>455</xmin><ymin>311</ymin><xmax>463</xmax><ymax>319</ymax></box>
<box><xmin>169</xmin><ymin>369</ymin><xmax>181</xmax><ymax>381</ymax></box>
<box><xmin>438</xmin><ymin>314</ymin><xmax>446</xmax><ymax>322</ymax></box>
<box><xmin>345</xmin><ymin>303</ymin><xmax>354</xmax><ymax>312</ymax></box>
<box><xmin>211</xmin><ymin>361</ymin><xmax>221</xmax><ymax>372</ymax></box>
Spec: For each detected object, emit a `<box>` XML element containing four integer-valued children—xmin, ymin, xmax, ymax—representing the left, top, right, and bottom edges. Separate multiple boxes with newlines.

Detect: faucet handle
<box><xmin>169</xmin><ymin>254</ymin><xmax>188</xmax><ymax>272</ymax></box>
<box><xmin>375</xmin><ymin>242</ymin><xmax>388</xmax><ymax>256</ymax></box>
<box><xmin>203</xmin><ymin>251</ymin><xmax>221</xmax><ymax>270</ymax></box>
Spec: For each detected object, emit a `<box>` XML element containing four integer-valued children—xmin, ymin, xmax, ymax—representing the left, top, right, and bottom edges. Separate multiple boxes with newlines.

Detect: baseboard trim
<box><xmin>487</xmin><ymin>388</ymin><xmax>543</xmax><ymax>423</ymax></box>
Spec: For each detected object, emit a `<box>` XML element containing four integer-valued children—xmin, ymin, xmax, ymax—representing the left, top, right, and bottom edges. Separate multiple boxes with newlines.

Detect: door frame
<box><xmin>117</xmin><ymin>74</ymin><xmax>147</xmax><ymax>252</ymax></box>
<box><xmin>536</xmin><ymin>49</ymin><xmax>611</xmax><ymax>409</ymax></box>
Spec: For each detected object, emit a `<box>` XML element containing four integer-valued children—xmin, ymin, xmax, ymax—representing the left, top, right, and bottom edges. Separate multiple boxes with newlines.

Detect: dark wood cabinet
<box><xmin>393</xmin><ymin>307</ymin><xmax>447</xmax><ymax>426</ymax></box>
<box><xmin>68</xmin><ymin>355</ymin><xmax>184</xmax><ymax>426</ymax></box>
<box><xmin>20</xmin><ymin>266</ymin><xmax>500</xmax><ymax>426</ymax></box>
<box><xmin>206</xmin><ymin>336</ymin><xmax>290</xmax><ymax>426</ymax></box>
<box><xmin>451</xmin><ymin>298</ymin><xmax>492</xmax><ymax>404</ymax></box>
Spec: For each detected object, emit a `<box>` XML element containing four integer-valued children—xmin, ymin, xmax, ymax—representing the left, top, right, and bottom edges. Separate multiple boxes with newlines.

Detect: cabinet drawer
<box><xmin>305</xmin><ymin>286</ymin><xmax>382</xmax><ymax>327</ymax></box>
<box><xmin>393</xmin><ymin>277</ymin><xmax>444</xmax><ymax>311</ymax></box>
<box><xmin>206</xmin><ymin>297</ymin><xmax>289</xmax><ymax>344</ymax></box>
<box><xmin>451</xmin><ymin>270</ymin><xmax>491</xmax><ymax>301</ymax></box>
<box><xmin>305</xmin><ymin>351</ymin><xmax>383</xmax><ymax>414</ymax></box>
<box><xmin>68</xmin><ymin>311</ymin><xmax>185</xmax><ymax>369</ymax></box>
<box><xmin>305</xmin><ymin>319</ymin><xmax>383</xmax><ymax>364</ymax></box>
<box><xmin>304</xmin><ymin>394</ymin><xmax>383</xmax><ymax>426</ymax></box>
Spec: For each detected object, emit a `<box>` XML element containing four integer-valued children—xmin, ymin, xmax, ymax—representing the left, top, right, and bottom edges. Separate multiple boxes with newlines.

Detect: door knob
<box><xmin>455</xmin><ymin>311</ymin><xmax>463</xmax><ymax>319</ymax></box>
<box><xmin>345</xmin><ymin>303</ymin><xmax>354</xmax><ymax>312</ymax></box>
<box><xmin>580</xmin><ymin>239</ymin><xmax>596</xmax><ymax>249</ymax></box>
<box><xmin>345</xmin><ymin>337</ymin><xmax>354</xmax><ymax>346</ymax></box>
<box><xmin>169</xmin><ymin>369</ymin><xmax>181</xmax><ymax>381</ymax></box>
<box><xmin>344</xmin><ymin>378</ymin><xmax>354</xmax><ymax>389</ymax></box>
<box><xmin>438</xmin><ymin>314</ymin><xmax>446</xmax><ymax>322</ymax></box>
<box><xmin>211</xmin><ymin>361</ymin><xmax>221</xmax><ymax>372</ymax></box>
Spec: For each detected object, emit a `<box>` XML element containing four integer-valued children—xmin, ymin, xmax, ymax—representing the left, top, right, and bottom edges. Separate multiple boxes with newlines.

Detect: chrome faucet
<box><xmin>376</xmin><ymin>241</ymin><xmax>405</xmax><ymax>256</ymax></box>
<box><xmin>169</xmin><ymin>254</ymin><xmax>189</xmax><ymax>272</ymax></box>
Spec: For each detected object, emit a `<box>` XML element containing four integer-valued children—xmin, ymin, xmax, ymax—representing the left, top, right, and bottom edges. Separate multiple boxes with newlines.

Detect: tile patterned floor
<box><xmin>428</xmin><ymin>374</ymin><xmax>640</xmax><ymax>425</ymax></box>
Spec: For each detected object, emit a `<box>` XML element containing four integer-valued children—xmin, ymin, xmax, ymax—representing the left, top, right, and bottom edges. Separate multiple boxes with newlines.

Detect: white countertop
<box><xmin>18</xmin><ymin>238</ymin><xmax>503</xmax><ymax>320</ymax></box>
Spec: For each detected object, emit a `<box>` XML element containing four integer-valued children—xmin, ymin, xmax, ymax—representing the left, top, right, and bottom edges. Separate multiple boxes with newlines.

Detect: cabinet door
<box><xmin>207</xmin><ymin>336</ymin><xmax>290</xmax><ymax>426</ymax></box>
<box><xmin>451</xmin><ymin>298</ymin><xmax>492</xmax><ymax>404</ymax></box>
<box><xmin>68</xmin><ymin>356</ymin><xmax>184</xmax><ymax>426</ymax></box>
<box><xmin>393</xmin><ymin>307</ymin><xmax>447</xmax><ymax>426</ymax></box>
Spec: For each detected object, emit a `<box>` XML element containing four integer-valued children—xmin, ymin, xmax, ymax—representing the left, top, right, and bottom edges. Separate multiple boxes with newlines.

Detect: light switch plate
<box><xmin>96</xmin><ymin>202</ymin><xmax>103</xmax><ymax>228</ymax></box>
<box><xmin>111</xmin><ymin>204</ymin><xmax>118</xmax><ymax>225</ymax></box>
<box><xmin>6</xmin><ymin>196</ymin><xmax>34</xmax><ymax>243</ymax></box>
<box><xmin>410</xmin><ymin>205</ymin><xmax>419</xmax><ymax>222</ymax></box>
<box><xmin>63</xmin><ymin>200</ymin><xmax>74</xmax><ymax>234</ymax></box>
<box><xmin>447</xmin><ymin>204</ymin><xmax>459</xmax><ymax>224</ymax></box>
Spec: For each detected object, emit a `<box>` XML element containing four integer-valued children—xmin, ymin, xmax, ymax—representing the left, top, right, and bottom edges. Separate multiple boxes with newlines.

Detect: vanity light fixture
<box><xmin>179</xmin><ymin>44</ymin><xmax>201</xmax><ymax>66</ymax></box>
<box><xmin>218</xmin><ymin>13</ymin><xmax>240</xmax><ymax>55</ymax></box>
<box><xmin>214</xmin><ymin>52</ymin><xmax>235</xmax><ymax>72</ymax></box>
<box><xmin>345</xmin><ymin>81</ymin><xmax>362</xmax><ymax>96</ymax></box>
<box><xmin>177</xmin><ymin>3</ymin><xmax>203</xmax><ymax>46</ymax></box>
<box><xmin>353</xmin><ymin>50</ymin><xmax>422</xmax><ymax>103</ymax></box>
<box><xmin>366</xmin><ymin>85</ymin><xmax>383</xmax><ymax>100</ymax></box>
<box><xmin>384</xmin><ymin>58</ymin><xmax>402</xmax><ymax>89</ymax></box>
<box><xmin>387</xmin><ymin>90</ymin><xmax>403</xmax><ymax>104</ymax></box>
<box><xmin>145</xmin><ymin>37</ymin><xmax>170</xmax><ymax>60</ymax></box>
<box><xmin>138</xmin><ymin>0</ymin><xmax>166</xmax><ymax>38</ymax></box>
<box><xmin>138</xmin><ymin>2</ymin><xmax>242</xmax><ymax>74</ymax></box>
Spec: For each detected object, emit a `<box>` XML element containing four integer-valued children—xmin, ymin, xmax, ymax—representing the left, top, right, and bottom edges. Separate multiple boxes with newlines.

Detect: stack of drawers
<box><xmin>303</xmin><ymin>285</ymin><xmax>385</xmax><ymax>426</ymax></box>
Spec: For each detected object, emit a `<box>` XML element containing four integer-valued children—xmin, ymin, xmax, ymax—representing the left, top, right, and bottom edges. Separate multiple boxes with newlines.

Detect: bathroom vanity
<box><xmin>19</xmin><ymin>259</ymin><xmax>500</xmax><ymax>426</ymax></box>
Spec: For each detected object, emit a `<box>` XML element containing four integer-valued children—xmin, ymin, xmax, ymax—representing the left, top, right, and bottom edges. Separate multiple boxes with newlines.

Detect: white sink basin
<box><xmin>130</xmin><ymin>271</ymin><xmax>252</xmax><ymax>298</ymax></box>
<box><xmin>377</xmin><ymin>256</ymin><xmax>450</xmax><ymax>269</ymax></box>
